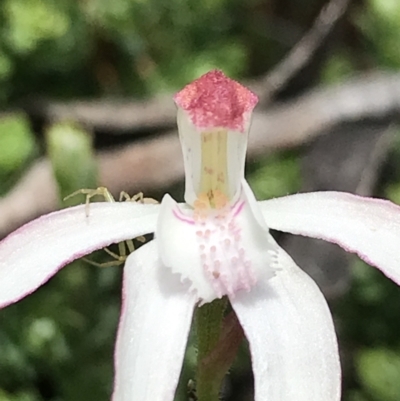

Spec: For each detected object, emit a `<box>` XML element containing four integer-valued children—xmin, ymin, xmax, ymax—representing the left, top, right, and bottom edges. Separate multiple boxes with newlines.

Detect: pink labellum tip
<box><xmin>174</xmin><ymin>70</ymin><xmax>258</xmax><ymax>132</ymax></box>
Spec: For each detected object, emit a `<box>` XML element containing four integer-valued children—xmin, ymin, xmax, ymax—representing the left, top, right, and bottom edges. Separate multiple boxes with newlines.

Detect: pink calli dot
<box><xmin>174</xmin><ymin>70</ymin><xmax>258</xmax><ymax>132</ymax></box>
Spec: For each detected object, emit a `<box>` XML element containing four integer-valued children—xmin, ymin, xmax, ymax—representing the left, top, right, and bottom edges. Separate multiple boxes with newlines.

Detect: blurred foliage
<box><xmin>0</xmin><ymin>0</ymin><xmax>249</xmax><ymax>102</ymax></box>
<box><xmin>357</xmin><ymin>348</ymin><xmax>400</xmax><ymax>401</ymax></box>
<box><xmin>1</xmin><ymin>0</ymin><xmax>400</xmax><ymax>401</ymax></box>
<box><xmin>0</xmin><ymin>114</ymin><xmax>36</xmax><ymax>173</ymax></box>
<box><xmin>46</xmin><ymin>122</ymin><xmax>97</xmax><ymax>205</ymax></box>
<box><xmin>355</xmin><ymin>0</ymin><xmax>400</xmax><ymax>69</ymax></box>
<box><xmin>247</xmin><ymin>152</ymin><xmax>301</xmax><ymax>200</ymax></box>
<box><xmin>0</xmin><ymin>114</ymin><xmax>37</xmax><ymax>193</ymax></box>
<box><xmin>320</xmin><ymin>50</ymin><xmax>355</xmax><ymax>85</ymax></box>
<box><xmin>334</xmin><ymin>259</ymin><xmax>400</xmax><ymax>401</ymax></box>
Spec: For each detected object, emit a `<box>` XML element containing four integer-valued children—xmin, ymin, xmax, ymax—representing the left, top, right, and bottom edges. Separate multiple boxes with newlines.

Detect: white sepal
<box><xmin>112</xmin><ymin>241</ymin><xmax>196</xmax><ymax>401</ymax></box>
<box><xmin>231</xmin><ymin>236</ymin><xmax>341</xmax><ymax>401</ymax></box>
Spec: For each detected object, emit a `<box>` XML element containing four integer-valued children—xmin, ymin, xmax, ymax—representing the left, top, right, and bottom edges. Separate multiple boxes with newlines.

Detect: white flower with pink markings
<box><xmin>1</xmin><ymin>70</ymin><xmax>400</xmax><ymax>401</ymax></box>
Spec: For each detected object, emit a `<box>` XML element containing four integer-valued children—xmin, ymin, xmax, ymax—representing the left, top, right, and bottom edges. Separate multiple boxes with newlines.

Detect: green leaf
<box><xmin>46</xmin><ymin>121</ymin><xmax>98</xmax><ymax>205</ymax></box>
<box><xmin>357</xmin><ymin>348</ymin><xmax>400</xmax><ymax>401</ymax></box>
<box><xmin>0</xmin><ymin>114</ymin><xmax>37</xmax><ymax>173</ymax></box>
<box><xmin>3</xmin><ymin>0</ymin><xmax>70</xmax><ymax>54</ymax></box>
<box><xmin>247</xmin><ymin>152</ymin><xmax>301</xmax><ymax>200</ymax></box>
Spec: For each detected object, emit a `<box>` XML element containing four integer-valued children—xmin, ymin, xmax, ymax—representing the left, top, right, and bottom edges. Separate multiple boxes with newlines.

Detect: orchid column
<box><xmin>159</xmin><ymin>70</ymin><xmax>274</xmax><ymax>301</ymax></box>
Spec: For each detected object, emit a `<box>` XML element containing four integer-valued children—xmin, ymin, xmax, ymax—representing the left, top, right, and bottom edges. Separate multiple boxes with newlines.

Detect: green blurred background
<box><xmin>1</xmin><ymin>0</ymin><xmax>400</xmax><ymax>400</ymax></box>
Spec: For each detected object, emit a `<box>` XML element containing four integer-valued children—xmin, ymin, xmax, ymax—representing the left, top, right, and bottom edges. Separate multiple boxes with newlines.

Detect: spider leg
<box><xmin>65</xmin><ymin>188</ymin><xmax>155</xmax><ymax>266</ymax></box>
<box><xmin>83</xmin><ymin>257</ymin><xmax>124</xmax><ymax>268</ymax></box>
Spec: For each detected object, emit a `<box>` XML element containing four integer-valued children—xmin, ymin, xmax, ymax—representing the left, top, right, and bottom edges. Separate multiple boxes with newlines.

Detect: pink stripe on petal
<box><xmin>172</xmin><ymin>207</ymin><xmax>195</xmax><ymax>225</ymax></box>
<box><xmin>232</xmin><ymin>201</ymin><xmax>245</xmax><ymax>217</ymax></box>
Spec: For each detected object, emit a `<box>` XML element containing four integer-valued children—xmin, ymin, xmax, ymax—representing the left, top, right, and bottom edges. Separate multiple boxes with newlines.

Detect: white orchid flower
<box><xmin>1</xmin><ymin>70</ymin><xmax>400</xmax><ymax>401</ymax></box>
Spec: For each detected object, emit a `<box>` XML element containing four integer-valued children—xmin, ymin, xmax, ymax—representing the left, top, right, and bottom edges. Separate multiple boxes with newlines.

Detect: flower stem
<box><xmin>195</xmin><ymin>299</ymin><xmax>244</xmax><ymax>401</ymax></box>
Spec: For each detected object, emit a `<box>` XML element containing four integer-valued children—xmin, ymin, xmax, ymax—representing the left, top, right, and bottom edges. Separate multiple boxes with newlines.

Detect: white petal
<box><xmin>112</xmin><ymin>240</ymin><xmax>196</xmax><ymax>401</ymax></box>
<box><xmin>260</xmin><ymin>191</ymin><xmax>400</xmax><ymax>285</ymax></box>
<box><xmin>231</xmin><ymin>238</ymin><xmax>341</xmax><ymax>401</ymax></box>
<box><xmin>0</xmin><ymin>202</ymin><xmax>159</xmax><ymax>308</ymax></box>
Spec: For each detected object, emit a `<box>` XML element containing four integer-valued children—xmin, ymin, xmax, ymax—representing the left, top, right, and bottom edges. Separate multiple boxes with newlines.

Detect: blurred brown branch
<box><xmin>256</xmin><ymin>0</ymin><xmax>350</xmax><ymax>103</ymax></box>
<box><xmin>25</xmin><ymin>94</ymin><xmax>177</xmax><ymax>133</ymax></box>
